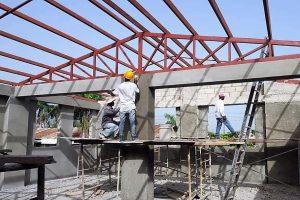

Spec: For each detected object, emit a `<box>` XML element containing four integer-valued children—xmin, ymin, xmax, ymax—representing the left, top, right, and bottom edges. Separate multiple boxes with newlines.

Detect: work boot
<box><xmin>232</xmin><ymin>132</ymin><xmax>240</xmax><ymax>138</ymax></box>
<box><xmin>98</xmin><ymin>133</ymin><xmax>107</xmax><ymax>139</ymax></box>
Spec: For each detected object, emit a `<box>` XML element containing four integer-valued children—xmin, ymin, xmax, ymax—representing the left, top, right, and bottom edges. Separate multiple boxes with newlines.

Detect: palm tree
<box><xmin>164</xmin><ymin>113</ymin><xmax>176</xmax><ymax>126</ymax></box>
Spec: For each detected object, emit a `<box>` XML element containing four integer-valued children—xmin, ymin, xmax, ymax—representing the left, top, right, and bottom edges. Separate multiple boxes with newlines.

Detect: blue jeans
<box><xmin>216</xmin><ymin>118</ymin><xmax>235</xmax><ymax>138</ymax></box>
<box><xmin>101</xmin><ymin>122</ymin><xmax>119</xmax><ymax>137</ymax></box>
<box><xmin>119</xmin><ymin>109</ymin><xmax>137</xmax><ymax>141</ymax></box>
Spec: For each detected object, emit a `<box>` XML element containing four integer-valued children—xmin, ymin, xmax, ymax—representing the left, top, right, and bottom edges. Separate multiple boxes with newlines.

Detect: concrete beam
<box><xmin>151</xmin><ymin>58</ymin><xmax>300</xmax><ymax>88</ymax></box>
<box><xmin>0</xmin><ymin>84</ymin><xmax>14</xmax><ymax>96</ymax></box>
<box><xmin>15</xmin><ymin>77</ymin><xmax>122</xmax><ymax>97</ymax></box>
<box><xmin>14</xmin><ymin>58</ymin><xmax>300</xmax><ymax>97</ymax></box>
<box><xmin>34</xmin><ymin>96</ymin><xmax>100</xmax><ymax>110</ymax></box>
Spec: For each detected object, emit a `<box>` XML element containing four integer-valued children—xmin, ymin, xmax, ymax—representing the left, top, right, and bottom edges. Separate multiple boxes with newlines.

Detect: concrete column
<box><xmin>176</xmin><ymin>107</ymin><xmax>181</xmax><ymax>137</ymax></box>
<box><xmin>180</xmin><ymin>105</ymin><xmax>208</xmax><ymax>138</ymax></box>
<box><xmin>58</xmin><ymin>105</ymin><xmax>74</xmax><ymax>139</ymax></box>
<box><xmin>1</xmin><ymin>97</ymin><xmax>35</xmax><ymax>188</ymax></box>
<box><xmin>0</xmin><ymin>96</ymin><xmax>9</xmax><ymax>149</ymax></box>
<box><xmin>89</xmin><ymin>110</ymin><xmax>98</xmax><ymax>138</ymax></box>
<box><xmin>198</xmin><ymin>106</ymin><xmax>208</xmax><ymax>138</ymax></box>
<box><xmin>25</xmin><ymin>100</ymin><xmax>37</xmax><ymax>185</ymax></box>
<box><xmin>121</xmin><ymin>145</ymin><xmax>154</xmax><ymax>200</ymax></box>
<box><xmin>55</xmin><ymin>105</ymin><xmax>78</xmax><ymax>176</ymax></box>
<box><xmin>136</xmin><ymin>74</ymin><xmax>155</xmax><ymax>140</ymax></box>
<box><xmin>0</xmin><ymin>96</ymin><xmax>9</xmax><ymax>189</ymax></box>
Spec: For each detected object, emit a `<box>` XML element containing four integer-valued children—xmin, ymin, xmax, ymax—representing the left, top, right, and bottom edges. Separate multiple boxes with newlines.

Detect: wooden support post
<box><xmin>298</xmin><ymin>141</ymin><xmax>300</xmax><ymax>186</ymax></box>
<box><xmin>80</xmin><ymin>144</ymin><xmax>85</xmax><ymax>200</ymax></box>
<box><xmin>209</xmin><ymin>147</ymin><xmax>212</xmax><ymax>200</ymax></box>
<box><xmin>200</xmin><ymin>147</ymin><xmax>203</xmax><ymax>199</ymax></box>
<box><xmin>188</xmin><ymin>146</ymin><xmax>191</xmax><ymax>200</ymax></box>
<box><xmin>166</xmin><ymin>145</ymin><xmax>169</xmax><ymax>176</ymax></box>
<box><xmin>117</xmin><ymin>147</ymin><xmax>121</xmax><ymax>194</ymax></box>
<box><xmin>37</xmin><ymin>165</ymin><xmax>45</xmax><ymax>200</ymax></box>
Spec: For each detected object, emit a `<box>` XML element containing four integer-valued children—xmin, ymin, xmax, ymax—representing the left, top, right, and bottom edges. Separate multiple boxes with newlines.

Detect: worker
<box><xmin>111</xmin><ymin>70</ymin><xmax>139</xmax><ymax>142</ymax></box>
<box><xmin>99</xmin><ymin>97</ymin><xmax>120</xmax><ymax>139</ymax></box>
<box><xmin>215</xmin><ymin>93</ymin><xmax>237</xmax><ymax>139</ymax></box>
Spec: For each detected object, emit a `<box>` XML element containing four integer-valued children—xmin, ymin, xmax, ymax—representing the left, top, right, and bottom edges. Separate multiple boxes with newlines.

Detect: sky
<box><xmin>0</xmin><ymin>0</ymin><xmax>299</xmax><ymax>132</ymax></box>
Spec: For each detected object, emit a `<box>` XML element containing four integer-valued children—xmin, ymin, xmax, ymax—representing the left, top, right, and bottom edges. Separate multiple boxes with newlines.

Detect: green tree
<box><xmin>36</xmin><ymin>101</ymin><xmax>59</xmax><ymax>128</ymax></box>
<box><xmin>164</xmin><ymin>113</ymin><xmax>176</xmax><ymax>126</ymax></box>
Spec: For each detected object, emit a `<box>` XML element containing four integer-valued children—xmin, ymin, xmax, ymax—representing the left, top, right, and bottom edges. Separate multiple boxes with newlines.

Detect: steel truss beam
<box><xmin>14</xmin><ymin>56</ymin><xmax>300</xmax><ymax>97</ymax></box>
<box><xmin>11</xmin><ymin>32</ymin><xmax>300</xmax><ymax>85</ymax></box>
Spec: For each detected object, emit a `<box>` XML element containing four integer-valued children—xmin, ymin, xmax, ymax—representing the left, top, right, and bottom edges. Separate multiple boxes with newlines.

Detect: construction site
<box><xmin>0</xmin><ymin>1</ymin><xmax>300</xmax><ymax>200</ymax></box>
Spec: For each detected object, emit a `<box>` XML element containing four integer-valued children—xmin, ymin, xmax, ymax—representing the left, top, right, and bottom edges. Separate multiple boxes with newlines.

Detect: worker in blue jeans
<box><xmin>215</xmin><ymin>93</ymin><xmax>237</xmax><ymax>139</ymax></box>
<box><xmin>112</xmin><ymin>70</ymin><xmax>139</xmax><ymax>142</ymax></box>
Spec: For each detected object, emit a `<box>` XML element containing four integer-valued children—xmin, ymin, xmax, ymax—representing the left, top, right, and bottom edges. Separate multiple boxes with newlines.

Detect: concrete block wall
<box><xmin>265</xmin><ymin>102</ymin><xmax>300</xmax><ymax>184</ymax></box>
<box><xmin>155</xmin><ymin>81</ymin><xmax>300</xmax><ymax>107</ymax></box>
<box><xmin>155</xmin><ymin>82</ymin><xmax>300</xmax><ymax>185</ymax></box>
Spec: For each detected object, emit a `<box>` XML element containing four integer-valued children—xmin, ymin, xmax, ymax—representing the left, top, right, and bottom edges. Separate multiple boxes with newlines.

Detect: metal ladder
<box><xmin>223</xmin><ymin>80</ymin><xmax>263</xmax><ymax>200</ymax></box>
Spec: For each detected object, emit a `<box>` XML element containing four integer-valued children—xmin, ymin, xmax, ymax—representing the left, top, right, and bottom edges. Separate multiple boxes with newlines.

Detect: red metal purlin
<box><xmin>0</xmin><ymin>30</ymin><xmax>102</xmax><ymax>76</ymax></box>
<box><xmin>96</xmin><ymin>55</ymin><xmax>114</xmax><ymax>74</ymax></box>
<box><xmin>119</xmin><ymin>46</ymin><xmax>135</xmax><ymax>70</ymax></box>
<box><xmin>233</xmin><ymin>43</ymin><xmax>267</xmax><ymax>61</ymax></box>
<box><xmin>168</xmin><ymin>40</ymin><xmax>192</xmax><ymax>69</ymax></box>
<box><xmin>128</xmin><ymin>0</ymin><xmax>206</xmax><ymax>65</ymax></box>
<box><xmin>0</xmin><ymin>0</ymin><xmax>31</xmax><ymax>19</ymax></box>
<box><xmin>74</xmin><ymin>63</ymin><xmax>92</xmax><ymax>78</ymax></box>
<box><xmin>20</xmin><ymin>34</ymin><xmax>139</xmax><ymax>84</ymax></box>
<box><xmin>208</xmin><ymin>0</ymin><xmax>243</xmax><ymax>58</ymax></box>
<box><xmin>0</xmin><ymin>79</ymin><xmax>17</xmax><ymax>86</ymax></box>
<box><xmin>46</xmin><ymin>0</ymin><xmax>163</xmax><ymax>70</ymax></box>
<box><xmin>198</xmin><ymin>41</ymin><xmax>227</xmax><ymax>65</ymax></box>
<box><xmin>0</xmin><ymin>51</ymin><xmax>84</xmax><ymax>79</ymax></box>
<box><xmin>163</xmin><ymin>0</ymin><xmax>220</xmax><ymax>63</ymax></box>
<box><xmin>263</xmin><ymin>0</ymin><xmax>274</xmax><ymax>56</ymax></box>
<box><xmin>102</xmin><ymin>0</ymin><xmax>190</xmax><ymax>68</ymax></box>
<box><xmin>143</xmin><ymin>37</ymin><xmax>165</xmax><ymax>70</ymax></box>
<box><xmin>0</xmin><ymin>3</ymin><xmax>95</xmax><ymax>51</ymax></box>
<box><xmin>0</xmin><ymin>65</ymin><xmax>48</xmax><ymax>82</ymax></box>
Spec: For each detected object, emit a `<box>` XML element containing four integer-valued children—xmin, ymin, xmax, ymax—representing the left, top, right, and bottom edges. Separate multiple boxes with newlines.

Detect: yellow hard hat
<box><xmin>124</xmin><ymin>70</ymin><xmax>134</xmax><ymax>80</ymax></box>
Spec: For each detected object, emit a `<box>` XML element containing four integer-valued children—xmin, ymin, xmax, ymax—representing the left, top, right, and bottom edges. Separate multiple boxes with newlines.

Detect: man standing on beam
<box><xmin>111</xmin><ymin>70</ymin><xmax>140</xmax><ymax>142</ymax></box>
<box><xmin>215</xmin><ymin>93</ymin><xmax>238</xmax><ymax>139</ymax></box>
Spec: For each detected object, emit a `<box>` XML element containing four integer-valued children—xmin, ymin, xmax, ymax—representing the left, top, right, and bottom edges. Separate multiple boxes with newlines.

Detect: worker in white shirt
<box><xmin>111</xmin><ymin>70</ymin><xmax>139</xmax><ymax>142</ymax></box>
<box><xmin>215</xmin><ymin>93</ymin><xmax>237</xmax><ymax>139</ymax></box>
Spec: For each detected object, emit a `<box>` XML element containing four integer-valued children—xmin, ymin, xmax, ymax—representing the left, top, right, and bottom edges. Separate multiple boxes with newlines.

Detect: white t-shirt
<box><xmin>215</xmin><ymin>99</ymin><xmax>225</xmax><ymax>118</ymax></box>
<box><xmin>113</xmin><ymin>81</ymin><xmax>139</xmax><ymax>112</ymax></box>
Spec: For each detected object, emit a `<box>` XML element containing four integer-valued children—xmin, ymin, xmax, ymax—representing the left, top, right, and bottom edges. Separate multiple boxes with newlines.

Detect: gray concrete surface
<box><xmin>35</xmin><ymin>96</ymin><xmax>101</xmax><ymax>110</ymax></box>
<box><xmin>151</xmin><ymin>58</ymin><xmax>300</xmax><ymax>88</ymax></box>
<box><xmin>136</xmin><ymin>74</ymin><xmax>155</xmax><ymax>140</ymax></box>
<box><xmin>179</xmin><ymin>105</ymin><xmax>208</xmax><ymax>138</ymax></box>
<box><xmin>121</xmin><ymin>145</ymin><xmax>154</xmax><ymax>200</ymax></box>
<box><xmin>15</xmin><ymin>76</ymin><xmax>122</xmax><ymax>97</ymax></box>
<box><xmin>0</xmin><ymin>84</ymin><xmax>14</xmax><ymax>97</ymax></box>
<box><xmin>13</xmin><ymin>58</ymin><xmax>300</xmax><ymax>97</ymax></box>
<box><xmin>265</xmin><ymin>102</ymin><xmax>300</xmax><ymax>185</ymax></box>
<box><xmin>1</xmin><ymin>97</ymin><xmax>35</xmax><ymax>189</ymax></box>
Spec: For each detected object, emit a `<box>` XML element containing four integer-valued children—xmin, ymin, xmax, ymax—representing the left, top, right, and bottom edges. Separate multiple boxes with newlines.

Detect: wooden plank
<box><xmin>194</xmin><ymin>140</ymin><xmax>244</xmax><ymax>146</ymax></box>
<box><xmin>0</xmin><ymin>155</ymin><xmax>55</xmax><ymax>165</ymax></box>
<box><xmin>71</xmin><ymin>138</ymin><xmax>195</xmax><ymax>145</ymax></box>
<box><xmin>0</xmin><ymin>149</ymin><xmax>12</xmax><ymax>155</ymax></box>
<box><xmin>0</xmin><ymin>163</ymin><xmax>39</xmax><ymax>172</ymax></box>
